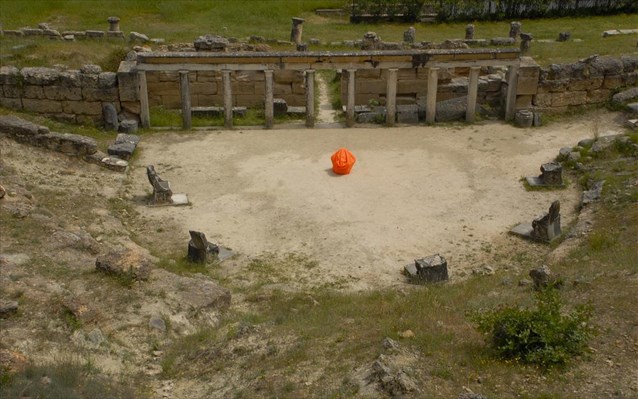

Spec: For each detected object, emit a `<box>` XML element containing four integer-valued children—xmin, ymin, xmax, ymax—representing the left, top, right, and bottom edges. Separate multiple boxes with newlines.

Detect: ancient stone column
<box><xmin>179</xmin><ymin>71</ymin><xmax>192</xmax><ymax>129</ymax></box>
<box><xmin>346</xmin><ymin>69</ymin><xmax>356</xmax><ymax>128</ymax></box>
<box><xmin>426</xmin><ymin>68</ymin><xmax>439</xmax><ymax>123</ymax></box>
<box><xmin>509</xmin><ymin>21</ymin><xmax>521</xmax><ymax>39</ymax></box>
<box><xmin>107</xmin><ymin>16</ymin><xmax>120</xmax><ymax>32</ymax></box>
<box><xmin>403</xmin><ymin>27</ymin><xmax>416</xmax><ymax>44</ymax></box>
<box><xmin>138</xmin><ymin>71</ymin><xmax>150</xmax><ymax>129</ymax></box>
<box><xmin>386</xmin><ymin>68</ymin><xmax>398</xmax><ymax>126</ymax></box>
<box><xmin>465</xmin><ymin>24</ymin><xmax>475</xmax><ymax>40</ymax></box>
<box><xmin>505</xmin><ymin>64</ymin><xmax>520</xmax><ymax>121</ymax></box>
<box><xmin>290</xmin><ymin>17</ymin><xmax>304</xmax><ymax>45</ymax></box>
<box><xmin>305</xmin><ymin>69</ymin><xmax>315</xmax><ymax>128</ymax></box>
<box><xmin>264</xmin><ymin>70</ymin><xmax>274</xmax><ymax>129</ymax></box>
<box><xmin>466</xmin><ymin>67</ymin><xmax>480</xmax><ymax>122</ymax></box>
<box><xmin>520</xmin><ymin>32</ymin><xmax>533</xmax><ymax>54</ymax></box>
<box><xmin>222</xmin><ymin>70</ymin><xmax>233</xmax><ymax>128</ymax></box>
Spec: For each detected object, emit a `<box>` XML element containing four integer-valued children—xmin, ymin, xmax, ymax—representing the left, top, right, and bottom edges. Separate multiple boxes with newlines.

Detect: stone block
<box><xmin>357</xmin><ymin>80</ymin><xmax>387</xmax><ymax>94</ymax></box>
<box><xmin>22</xmin><ymin>98</ymin><xmax>63</xmax><ymax>113</ymax></box>
<box><xmin>533</xmin><ymin>93</ymin><xmax>552</xmax><ymax>107</ymax></box>
<box><xmin>291</xmin><ymin>82</ymin><xmax>305</xmax><ymax>95</ymax></box>
<box><xmin>234</xmin><ymin>81</ymin><xmax>256</xmax><ymax>95</ymax></box>
<box><xmin>274</xmin><ymin>83</ymin><xmax>292</xmax><ymax>95</ymax></box>
<box><xmin>603</xmin><ymin>75</ymin><xmax>624</xmax><ymax>89</ymax></box>
<box><xmin>516</xmin><ymin>95</ymin><xmax>533</xmax><ymax>109</ymax></box>
<box><xmin>147</xmin><ymin>82</ymin><xmax>179</xmax><ymax>96</ymax></box>
<box><xmin>81</xmin><ymin>87</ymin><xmax>119</xmax><ymax>102</ymax></box>
<box><xmin>397</xmin><ymin>79</ymin><xmax>427</xmax><ymax>95</ymax></box>
<box><xmin>120</xmin><ymin>101</ymin><xmax>141</xmax><ymax>114</ymax></box>
<box><xmin>357</xmin><ymin>69</ymin><xmax>382</xmax><ymax>79</ymax></box>
<box><xmin>21</xmin><ymin>67</ymin><xmax>59</xmax><ymax>85</ymax></box>
<box><xmin>273</xmin><ymin>98</ymin><xmax>287</xmax><ymax>115</ymax></box>
<box><xmin>587</xmin><ymin>89</ymin><xmax>611</xmax><ymax>104</ymax></box>
<box><xmin>274</xmin><ymin>70</ymin><xmax>303</xmax><ymax>84</ymax></box>
<box><xmin>516</xmin><ymin>77</ymin><xmax>539</xmax><ymax>95</ymax></box>
<box><xmin>158</xmin><ymin>95</ymin><xmax>181</xmax><ymax>109</ymax></box>
<box><xmin>190</xmin><ymin>82</ymin><xmax>217</xmax><ymax>95</ymax></box>
<box><xmin>22</xmin><ymin>85</ymin><xmax>45</xmax><ymax>99</ymax></box>
<box><xmin>63</xmin><ymin>100</ymin><xmax>102</xmax><ymax>115</ymax></box>
<box><xmin>624</xmin><ymin>71</ymin><xmax>638</xmax><ymax>86</ymax></box>
<box><xmin>404</xmin><ymin>254</ymin><xmax>448</xmax><ymax>283</ymax></box>
<box><xmin>3</xmin><ymin>84</ymin><xmax>22</xmax><ymax>98</ymax></box>
<box><xmin>0</xmin><ymin>115</ymin><xmax>49</xmax><ymax>136</ymax></box>
<box><xmin>98</xmin><ymin>72</ymin><xmax>117</xmax><ymax>88</ymax></box>
<box><xmin>108</xmin><ymin>142</ymin><xmax>136</xmax><ymax>160</ymax></box>
<box><xmin>197</xmin><ymin>95</ymin><xmax>221</xmax><ymax>107</ymax></box>
<box><xmin>0</xmin><ymin>97</ymin><xmax>22</xmax><ymax>109</ymax></box>
<box><xmin>515</xmin><ymin>110</ymin><xmax>534</xmax><ymax>127</ymax></box>
<box><xmin>436</xmin><ymin>96</ymin><xmax>467</xmax><ymax>122</ymax></box>
<box><xmin>568</xmin><ymin>78</ymin><xmax>603</xmax><ymax>91</ymax></box>
<box><xmin>119</xmin><ymin>120</ymin><xmax>138</xmax><ymax>133</ymax></box>
<box><xmin>59</xmin><ymin>70</ymin><xmax>81</xmax><ymax>87</ymax></box>
<box><xmin>196</xmin><ymin>71</ymin><xmax>216</xmax><ymax>82</ymax></box>
<box><xmin>43</xmin><ymin>86</ymin><xmax>82</xmax><ymax>101</ymax></box>
<box><xmin>396</xmin><ymin>104</ymin><xmax>419</xmax><ymax>124</ymax></box>
<box><xmin>551</xmin><ymin>91</ymin><xmax>586</xmax><ymax>107</ymax></box>
<box><xmin>0</xmin><ymin>66</ymin><xmax>20</xmax><ymax>85</ymax></box>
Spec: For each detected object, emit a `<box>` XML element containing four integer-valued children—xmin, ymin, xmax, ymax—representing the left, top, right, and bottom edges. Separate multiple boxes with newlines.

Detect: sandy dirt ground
<box><xmin>131</xmin><ymin>112</ymin><xmax>620</xmax><ymax>290</ymax></box>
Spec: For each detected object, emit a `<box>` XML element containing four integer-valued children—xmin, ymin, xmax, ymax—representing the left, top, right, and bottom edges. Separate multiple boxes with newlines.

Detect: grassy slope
<box><xmin>1</xmin><ymin>1</ymin><xmax>637</xmax><ymax>69</ymax></box>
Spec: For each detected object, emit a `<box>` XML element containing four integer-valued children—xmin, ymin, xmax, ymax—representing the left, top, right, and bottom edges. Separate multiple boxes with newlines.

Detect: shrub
<box><xmin>472</xmin><ymin>289</ymin><xmax>594</xmax><ymax>368</ymax></box>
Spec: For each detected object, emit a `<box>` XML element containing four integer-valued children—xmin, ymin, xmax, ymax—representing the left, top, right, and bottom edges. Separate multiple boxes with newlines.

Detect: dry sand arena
<box><xmin>132</xmin><ymin>112</ymin><xmax>618</xmax><ymax>290</ymax></box>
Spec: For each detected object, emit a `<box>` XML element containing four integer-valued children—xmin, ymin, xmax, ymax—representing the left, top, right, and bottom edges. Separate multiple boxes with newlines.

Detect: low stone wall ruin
<box><xmin>532</xmin><ymin>55</ymin><xmax>638</xmax><ymax>111</ymax></box>
<box><xmin>1</xmin><ymin>54</ymin><xmax>637</xmax><ymax>128</ymax></box>
<box><xmin>0</xmin><ymin>64</ymin><xmax>120</xmax><ymax>125</ymax></box>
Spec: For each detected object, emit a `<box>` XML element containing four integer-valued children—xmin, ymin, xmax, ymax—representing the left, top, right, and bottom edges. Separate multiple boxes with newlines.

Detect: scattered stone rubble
<box><xmin>107</xmin><ymin>133</ymin><xmax>140</xmax><ymax>160</ymax></box>
<box><xmin>0</xmin><ymin>114</ymin><xmax>129</xmax><ymax>172</ymax></box>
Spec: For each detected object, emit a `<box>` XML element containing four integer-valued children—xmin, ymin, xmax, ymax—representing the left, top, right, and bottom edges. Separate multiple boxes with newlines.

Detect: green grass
<box><xmin>1</xmin><ymin>1</ymin><xmax>637</xmax><ymax>69</ymax></box>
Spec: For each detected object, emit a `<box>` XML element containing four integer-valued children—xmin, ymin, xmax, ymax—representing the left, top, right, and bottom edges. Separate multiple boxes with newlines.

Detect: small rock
<box><xmin>130</xmin><ymin>31</ymin><xmax>150</xmax><ymax>43</ymax></box>
<box><xmin>398</xmin><ymin>329</ymin><xmax>414</xmax><ymax>338</ymax></box>
<box><xmin>383</xmin><ymin>337</ymin><xmax>400</xmax><ymax>350</ymax></box>
<box><xmin>0</xmin><ymin>301</ymin><xmax>19</xmax><ymax>317</ymax></box>
<box><xmin>0</xmin><ymin>185</ymin><xmax>5</xmax><ymax>199</ymax></box>
<box><xmin>149</xmin><ymin>316</ymin><xmax>166</xmax><ymax>332</ymax></box>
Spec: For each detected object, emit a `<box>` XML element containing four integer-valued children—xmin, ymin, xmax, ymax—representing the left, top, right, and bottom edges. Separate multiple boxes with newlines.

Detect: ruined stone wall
<box><xmin>0</xmin><ymin>65</ymin><xmax>120</xmax><ymax>125</ymax></box>
<box><xmin>340</xmin><ymin>67</ymin><xmax>504</xmax><ymax>107</ymax></box>
<box><xmin>531</xmin><ymin>55</ymin><xmax>638</xmax><ymax>112</ymax></box>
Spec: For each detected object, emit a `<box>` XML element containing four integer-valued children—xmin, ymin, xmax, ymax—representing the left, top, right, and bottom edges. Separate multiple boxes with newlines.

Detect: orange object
<box><xmin>331</xmin><ymin>148</ymin><xmax>356</xmax><ymax>175</ymax></box>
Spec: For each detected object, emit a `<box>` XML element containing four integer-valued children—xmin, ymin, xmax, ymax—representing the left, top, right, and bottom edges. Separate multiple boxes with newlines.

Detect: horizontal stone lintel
<box><xmin>135</xmin><ymin>49</ymin><xmax>520</xmax><ymax>70</ymax></box>
<box><xmin>134</xmin><ymin>58</ymin><xmax>519</xmax><ymax>73</ymax></box>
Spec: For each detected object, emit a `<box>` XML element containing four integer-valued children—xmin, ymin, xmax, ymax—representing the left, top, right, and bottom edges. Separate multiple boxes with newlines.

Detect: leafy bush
<box><xmin>472</xmin><ymin>289</ymin><xmax>594</xmax><ymax>368</ymax></box>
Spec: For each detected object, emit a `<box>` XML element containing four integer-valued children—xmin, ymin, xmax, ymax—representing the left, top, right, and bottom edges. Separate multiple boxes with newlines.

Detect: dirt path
<box><xmin>316</xmin><ymin>73</ymin><xmax>339</xmax><ymax>125</ymax></box>
<box><xmin>131</xmin><ymin>112</ymin><xmax>621</xmax><ymax>290</ymax></box>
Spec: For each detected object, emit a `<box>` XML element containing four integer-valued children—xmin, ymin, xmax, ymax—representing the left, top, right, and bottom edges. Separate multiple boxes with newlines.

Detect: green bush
<box><xmin>472</xmin><ymin>289</ymin><xmax>594</xmax><ymax>368</ymax></box>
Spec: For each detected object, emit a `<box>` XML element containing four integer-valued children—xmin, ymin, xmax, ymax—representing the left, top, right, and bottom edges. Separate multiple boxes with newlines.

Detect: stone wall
<box><xmin>340</xmin><ymin>67</ymin><xmax>504</xmax><ymax>108</ymax></box>
<box><xmin>0</xmin><ymin>65</ymin><xmax>120</xmax><ymax>125</ymax></box>
<box><xmin>532</xmin><ymin>55</ymin><xmax>638</xmax><ymax>112</ymax></box>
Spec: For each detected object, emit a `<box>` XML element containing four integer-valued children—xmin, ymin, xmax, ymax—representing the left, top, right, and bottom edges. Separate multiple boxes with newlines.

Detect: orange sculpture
<box><xmin>331</xmin><ymin>148</ymin><xmax>356</xmax><ymax>175</ymax></box>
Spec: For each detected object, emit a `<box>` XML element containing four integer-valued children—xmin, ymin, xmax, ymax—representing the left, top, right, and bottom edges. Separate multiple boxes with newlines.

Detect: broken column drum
<box><xmin>146</xmin><ymin>165</ymin><xmax>173</xmax><ymax>204</ymax></box>
<box><xmin>107</xmin><ymin>16</ymin><xmax>120</xmax><ymax>32</ymax></box>
<box><xmin>531</xmin><ymin>200</ymin><xmax>561</xmax><ymax>242</ymax></box>
<box><xmin>290</xmin><ymin>17</ymin><xmax>304</xmax><ymax>45</ymax></box>
<box><xmin>509</xmin><ymin>21</ymin><xmax>522</xmax><ymax>39</ymax></box>
<box><xmin>404</xmin><ymin>254</ymin><xmax>449</xmax><ymax>283</ymax></box>
<box><xmin>520</xmin><ymin>32</ymin><xmax>533</xmax><ymax>54</ymax></box>
<box><xmin>187</xmin><ymin>230</ymin><xmax>219</xmax><ymax>263</ymax></box>
<box><xmin>465</xmin><ymin>24</ymin><xmax>475</xmax><ymax>40</ymax></box>
<box><xmin>403</xmin><ymin>27</ymin><xmax>416</xmax><ymax>44</ymax></box>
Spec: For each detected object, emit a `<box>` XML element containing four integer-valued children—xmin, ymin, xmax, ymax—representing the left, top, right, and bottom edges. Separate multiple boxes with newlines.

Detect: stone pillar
<box><xmin>505</xmin><ymin>64</ymin><xmax>520</xmax><ymax>121</ymax></box>
<box><xmin>386</xmin><ymin>68</ymin><xmax>398</xmax><ymax>126</ymax></box>
<box><xmin>138</xmin><ymin>71</ymin><xmax>150</xmax><ymax>129</ymax></box>
<box><xmin>107</xmin><ymin>16</ymin><xmax>120</xmax><ymax>32</ymax></box>
<box><xmin>466</xmin><ymin>67</ymin><xmax>480</xmax><ymax>122</ymax></box>
<box><xmin>264</xmin><ymin>70</ymin><xmax>274</xmax><ymax>129</ymax></box>
<box><xmin>179</xmin><ymin>71</ymin><xmax>192</xmax><ymax>129</ymax></box>
<box><xmin>426</xmin><ymin>68</ymin><xmax>439</xmax><ymax>123</ymax></box>
<box><xmin>305</xmin><ymin>69</ymin><xmax>315</xmax><ymax>128</ymax></box>
<box><xmin>290</xmin><ymin>17</ymin><xmax>304</xmax><ymax>45</ymax></box>
<box><xmin>509</xmin><ymin>21</ymin><xmax>521</xmax><ymax>39</ymax></box>
<box><xmin>346</xmin><ymin>69</ymin><xmax>356</xmax><ymax>128</ymax></box>
<box><xmin>465</xmin><ymin>24</ymin><xmax>474</xmax><ymax>40</ymax></box>
<box><xmin>222</xmin><ymin>70</ymin><xmax>233</xmax><ymax>129</ymax></box>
